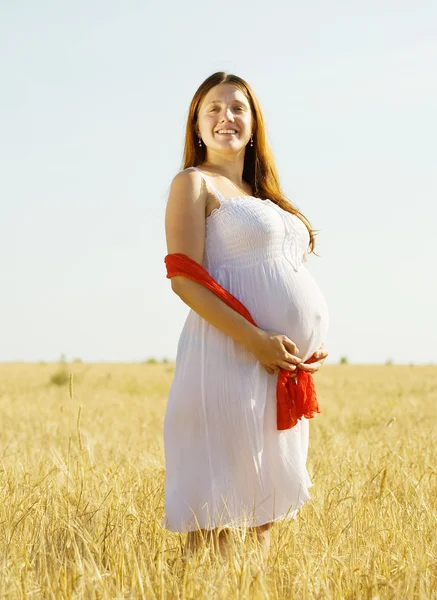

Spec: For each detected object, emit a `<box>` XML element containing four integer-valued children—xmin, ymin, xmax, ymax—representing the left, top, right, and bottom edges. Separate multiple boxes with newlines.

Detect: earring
<box><xmin>250</xmin><ymin>135</ymin><xmax>254</xmax><ymax>147</ymax></box>
<box><xmin>198</xmin><ymin>137</ymin><xmax>202</xmax><ymax>146</ymax></box>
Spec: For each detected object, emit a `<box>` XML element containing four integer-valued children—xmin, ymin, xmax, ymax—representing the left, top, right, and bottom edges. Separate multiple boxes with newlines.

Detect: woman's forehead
<box><xmin>202</xmin><ymin>84</ymin><xmax>249</xmax><ymax>106</ymax></box>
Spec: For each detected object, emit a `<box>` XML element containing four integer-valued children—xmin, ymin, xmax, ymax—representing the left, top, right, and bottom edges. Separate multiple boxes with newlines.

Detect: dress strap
<box><xmin>186</xmin><ymin>166</ymin><xmax>225</xmax><ymax>202</ymax></box>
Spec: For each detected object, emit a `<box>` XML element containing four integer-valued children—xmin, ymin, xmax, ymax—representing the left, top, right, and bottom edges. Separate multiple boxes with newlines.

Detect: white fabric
<box><xmin>162</xmin><ymin>167</ymin><xmax>329</xmax><ymax>532</ymax></box>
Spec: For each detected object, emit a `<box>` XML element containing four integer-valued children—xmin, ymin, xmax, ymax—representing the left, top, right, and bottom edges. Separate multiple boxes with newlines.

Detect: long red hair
<box><xmin>182</xmin><ymin>71</ymin><xmax>317</xmax><ymax>254</ymax></box>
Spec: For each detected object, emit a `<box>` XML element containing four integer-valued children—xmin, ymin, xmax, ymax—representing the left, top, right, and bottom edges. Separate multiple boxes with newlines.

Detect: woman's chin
<box><xmin>208</xmin><ymin>143</ymin><xmax>245</xmax><ymax>154</ymax></box>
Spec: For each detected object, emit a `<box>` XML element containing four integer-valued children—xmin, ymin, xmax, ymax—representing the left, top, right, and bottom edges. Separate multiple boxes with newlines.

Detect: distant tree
<box><xmin>385</xmin><ymin>358</ymin><xmax>393</xmax><ymax>366</ymax></box>
<box><xmin>73</xmin><ymin>357</ymin><xmax>83</xmax><ymax>363</ymax></box>
<box><xmin>162</xmin><ymin>357</ymin><xmax>169</xmax><ymax>364</ymax></box>
<box><xmin>339</xmin><ymin>356</ymin><xmax>348</xmax><ymax>365</ymax></box>
<box><xmin>146</xmin><ymin>357</ymin><xmax>157</xmax><ymax>365</ymax></box>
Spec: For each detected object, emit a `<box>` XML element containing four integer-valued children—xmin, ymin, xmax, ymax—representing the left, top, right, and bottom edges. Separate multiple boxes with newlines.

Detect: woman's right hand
<box><xmin>248</xmin><ymin>330</ymin><xmax>302</xmax><ymax>376</ymax></box>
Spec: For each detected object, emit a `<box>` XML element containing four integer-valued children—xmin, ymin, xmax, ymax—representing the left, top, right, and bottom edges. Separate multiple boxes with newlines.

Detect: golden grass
<box><xmin>0</xmin><ymin>362</ymin><xmax>436</xmax><ymax>599</ymax></box>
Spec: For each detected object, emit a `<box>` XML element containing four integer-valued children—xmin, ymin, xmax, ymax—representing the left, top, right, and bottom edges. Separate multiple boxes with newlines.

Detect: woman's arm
<box><xmin>165</xmin><ymin>170</ymin><xmax>262</xmax><ymax>350</ymax></box>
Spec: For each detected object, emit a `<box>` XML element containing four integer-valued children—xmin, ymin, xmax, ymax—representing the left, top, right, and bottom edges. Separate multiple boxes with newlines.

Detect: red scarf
<box><xmin>165</xmin><ymin>253</ymin><xmax>321</xmax><ymax>431</ymax></box>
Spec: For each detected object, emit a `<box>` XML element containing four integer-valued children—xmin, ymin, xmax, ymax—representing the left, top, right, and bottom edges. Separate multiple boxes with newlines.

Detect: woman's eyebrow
<box><xmin>206</xmin><ymin>100</ymin><xmax>247</xmax><ymax>106</ymax></box>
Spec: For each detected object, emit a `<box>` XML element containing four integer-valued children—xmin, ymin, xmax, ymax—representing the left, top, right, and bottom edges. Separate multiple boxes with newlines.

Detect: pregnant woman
<box><xmin>162</xmin><ymin>71</ymin><xmax>329</xmax><ymax>561</ymax></box>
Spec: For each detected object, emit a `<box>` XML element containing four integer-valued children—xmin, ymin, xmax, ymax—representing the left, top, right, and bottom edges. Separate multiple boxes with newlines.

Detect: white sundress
<box><xmin>162</xmin><ymin>166</ymin><xmax>330</xmax><ymax>532</ymax></box>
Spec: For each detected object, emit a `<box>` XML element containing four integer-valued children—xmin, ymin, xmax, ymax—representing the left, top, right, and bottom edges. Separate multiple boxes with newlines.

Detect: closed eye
<box><xmin>209</xmin><ymin>105</ymin><xmax>246</xmax><ymax>112</ymax></box>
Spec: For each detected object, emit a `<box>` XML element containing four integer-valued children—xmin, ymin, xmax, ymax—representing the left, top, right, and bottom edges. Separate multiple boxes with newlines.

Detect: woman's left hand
<box><xmin>296</xmin><ymin>343</ymin><xmax>328</xmax><ymax>375</ymax></box>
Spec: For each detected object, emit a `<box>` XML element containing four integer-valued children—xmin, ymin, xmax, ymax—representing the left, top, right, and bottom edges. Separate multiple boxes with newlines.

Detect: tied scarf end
<box><xmin>276</xmin><ymin>369</ymin><xmax>320</xmax><ymax>431</ymax></box>
<box><xmin>277</xmin><ymin>404</ymin><xmax>321</xmax><ymax>431</ymax></box>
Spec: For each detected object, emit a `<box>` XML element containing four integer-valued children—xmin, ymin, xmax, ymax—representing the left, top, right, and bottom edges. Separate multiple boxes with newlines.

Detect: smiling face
<box><xmin>196</xmin><ymin>83</ymin><xmax>253</xmax><ymax>156</ymax></box>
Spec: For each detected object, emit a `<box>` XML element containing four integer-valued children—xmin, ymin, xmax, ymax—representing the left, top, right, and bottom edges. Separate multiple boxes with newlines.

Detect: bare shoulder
<box><xmin>168</xmin><ymin>170</ymin><xmax>203</xmax><ymax>201</ymax></box>
<box><xmin>165</xmin><ymin>168</ymin><xmax>208</xmax><ymax>265</ymax></box>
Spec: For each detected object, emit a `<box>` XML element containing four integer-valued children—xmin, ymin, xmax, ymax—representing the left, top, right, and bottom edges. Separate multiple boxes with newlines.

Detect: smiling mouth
<box><xmin>215</xmin><ymin>131</ymin><xmax>238</xmax><ymax>136</ymax></box>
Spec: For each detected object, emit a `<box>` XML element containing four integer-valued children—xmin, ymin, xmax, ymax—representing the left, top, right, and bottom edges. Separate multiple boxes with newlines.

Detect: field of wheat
<box><xmin>0</xmin><ymin>362</ymin><xmax>436</xmax><ymax>599</ymax></box>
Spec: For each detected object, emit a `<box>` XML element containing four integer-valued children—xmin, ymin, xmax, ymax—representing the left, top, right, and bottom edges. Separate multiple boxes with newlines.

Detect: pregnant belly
<box><xmin>284</xmin><ymin>268</ymin><xmax>329</xmax><ymax>361</ymax></box>
<box><xmin>239</xmin><ymin>264</ymin><xmax>330</xmax><ymax>362</ymax></box>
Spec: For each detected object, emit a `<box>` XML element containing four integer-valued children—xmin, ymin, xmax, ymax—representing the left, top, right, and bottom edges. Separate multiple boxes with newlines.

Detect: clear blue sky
<box><xmin>1</xmin><ymin>0</ymin><xmax>436</xmax><ymax>364</ymax></box>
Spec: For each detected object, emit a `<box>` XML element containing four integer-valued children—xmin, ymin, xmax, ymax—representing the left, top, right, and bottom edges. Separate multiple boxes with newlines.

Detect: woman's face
<box><xmin>196</xmin><ymin>83</ymin><xmax>253</xmax><ymax>155</ymax></box>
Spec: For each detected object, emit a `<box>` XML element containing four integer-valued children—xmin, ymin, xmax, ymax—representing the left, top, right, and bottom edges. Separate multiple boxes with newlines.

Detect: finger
<box><xmin>297</xmin><ymin>361</ymin><xmax>321</xmax><ymax>373</ymax></box>
<box><xmin>300</xmin><ymin>364</ymin><xmax>320</xmax><ymax>374</ymax></box>
<box><xmin>315</xmin><ymin>349</ymin><xmax>328</xmax><ymax>360</ymax></box>
<box><xmin>297</xmin><ymin>366</ymin><xmax>318</xmax><ymax>374</ymax></box>
<box><xmin>262</xmin><ymin>363</ymin><xmax>279</xmax><ymax>375</ymax></box>
<box><xmin>279</xmin><ymin>348</ymin><xmax>301</xmax><ymax>365</ymax></box>
<box><xmin>302</xmin><ymin>360</ymin><xmax>322</xmax><ymax>369</ymax></box>
<box><xmin>284</xmin><ymin>354</ymin><xmax>301</xmax><ymax>365</ymax></box>
<box><xmin>319</xmin><ymin>344</ymin><xmax>328</xmax><ymax>357</ymax></box>
<box><xmin>276</xmin><ymin>362</ymin><xmax>298</xmax><ymax>372</ymax></box>
<box><xmin>281</xmin><ymin>337</ymin><xmax>300</xmax><ymax>357</ymax></box>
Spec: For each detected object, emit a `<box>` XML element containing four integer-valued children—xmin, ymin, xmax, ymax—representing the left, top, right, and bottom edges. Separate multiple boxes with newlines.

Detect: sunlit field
<box><xmin>0</xmin><ymin>362</ymin><xmax>436</xmax><ymax>599</ymax></box>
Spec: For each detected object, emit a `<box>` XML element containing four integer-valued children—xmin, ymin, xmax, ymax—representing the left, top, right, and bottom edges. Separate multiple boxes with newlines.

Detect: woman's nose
<box><xmin>220</xmin><ymin>107</ymin><xmax>235</xmax><ymax>121</ymax></box>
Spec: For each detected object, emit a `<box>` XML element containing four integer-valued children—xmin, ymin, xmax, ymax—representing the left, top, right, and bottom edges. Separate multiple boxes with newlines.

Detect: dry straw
<box><xmin>0</xmin><ymin>362</ymin><xmax>435</xmax><ymax>598</ymax></box>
